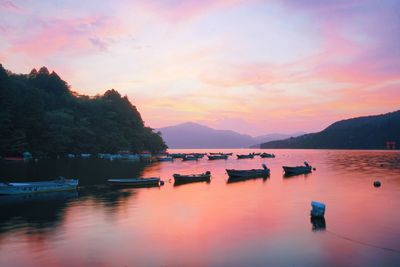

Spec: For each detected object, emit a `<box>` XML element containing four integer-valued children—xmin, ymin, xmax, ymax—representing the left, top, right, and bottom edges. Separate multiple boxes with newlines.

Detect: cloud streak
<box><xmin>1</xmin><ymin>0</ymin><xmax>399</xmax><ymax>135</ymax></box>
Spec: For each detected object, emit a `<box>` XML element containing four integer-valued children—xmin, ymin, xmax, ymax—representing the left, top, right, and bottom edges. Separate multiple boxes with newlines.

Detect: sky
<box><xmin>1</xmin><ymin>0</ymin><xmax>399</xmax><ymax>136</ymax></box>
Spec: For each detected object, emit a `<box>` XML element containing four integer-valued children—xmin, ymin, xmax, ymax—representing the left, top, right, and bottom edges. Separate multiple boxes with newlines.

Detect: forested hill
<box><xmin>260</xmin><ymin>110</ymin><xmax>400</xmax><ymax>149</ymax></box>
<box><xmin>0</xmin><ymin>64</ymin><xmax>166</xmax><ymax>157</ymax></box>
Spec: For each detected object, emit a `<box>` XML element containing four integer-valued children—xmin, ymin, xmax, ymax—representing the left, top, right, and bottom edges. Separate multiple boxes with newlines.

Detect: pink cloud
<box><xmin>7</xmin><ymin>16</ymin><xmax>121</xmax><ymax>59</ymax></box>
<box><xmin>141</xmin><ymin>0</ymin><xmax>243</xmax><ymax>23</ymax></box>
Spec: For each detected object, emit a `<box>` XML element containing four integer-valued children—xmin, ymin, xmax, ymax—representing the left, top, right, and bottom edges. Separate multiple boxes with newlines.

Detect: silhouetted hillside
<box><xmin>158</xmin><ymin>122</ymin><xmax>304</xmax><ymax>148</ymax></box>
<box><xmin>0</xmin><ymin>64</ymin><xmax>166</xmax><ymax>156</ymax></box>
<box><xmin>260</xmin><ymin>111</ymin><xmax>400</xmax><ymax>149</ymax></box>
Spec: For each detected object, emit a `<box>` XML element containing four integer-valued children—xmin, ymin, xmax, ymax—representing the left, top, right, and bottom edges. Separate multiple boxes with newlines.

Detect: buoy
<box><xmin>380</xmin><ymin>164</ymin><xmax>384</xmax><ymax>167</ymax></box>
<box><xmin>310</xmin><ymin>201</ymin><xmax>326</xmax><ymax>218</ymax></box>
<box><xmin>313</xmin><ymin>167</ymin><xmax>316</xmax><ymax>171</ymax></box>
<box><xmin>373</xmin><ymin>181</ymin><xmax>381</xmax><ymax>187</ymax></box>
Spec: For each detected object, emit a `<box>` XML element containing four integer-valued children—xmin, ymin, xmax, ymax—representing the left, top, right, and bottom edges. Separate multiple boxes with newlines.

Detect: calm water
<box><xmin>1</xmin><ymin>149</ymin><xmax>400</xmax><ymax>267</ymax></box>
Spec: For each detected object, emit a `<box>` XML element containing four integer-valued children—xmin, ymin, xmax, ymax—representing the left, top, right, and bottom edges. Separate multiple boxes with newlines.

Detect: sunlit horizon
<box><xmin>1</xmin><ymin>0</ymin><xmax>399</xmax><ymax>135</ymax></box>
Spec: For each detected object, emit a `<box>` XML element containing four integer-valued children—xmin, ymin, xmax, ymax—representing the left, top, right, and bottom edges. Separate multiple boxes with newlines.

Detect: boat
<box><xmin>210</xmin><ymin>152</ymin><xmax>232</xmax><ymax>156</ymax></box>
<box><xmin>193</xmin><ymin>153</ymin><xmax>206</xmax><ymax>158</ymax></box>
<box><xmin>107</xmin><ymin>177</ymin><xmax>163</xmax><ymax>187</ymax></box>
<box><xmin>169</xmin><ymin>153</ymin><xmax>186</xmax><ymax>159</ymax></box>
<box><xmin>0</xmin><ymin>177</ymin><xmax>79</xmax><ymax>195</ymax></box>
<box><xmin>173</xmin><ymin>171</ymin><xmax>211</xmax><ymax>184</ymax></box>
<box><xmin>182</xmin><ymin>155</ymin><xmax>198</xmax><ymax>161</ymax></box>
<box><xmin>157</xmin><ymin>156</ymin><xmax>174</xmax><ymax>162</ymax></box>
<box><xmin>207</xmin><ymin>154</ymin><xmax>228</xmax><ymax>160</ymax></box>
<box><xmin>236</xmin><ymin>154</ymin><xmax>254</xmax><ymax>159</ymax></box>
<box><xmin>260</xmin><ymin>153</ymin><xmax>275</xmax><ymax>158</ymax></box>
<box><xmin>283</xmin><ymin>162</ymin><xmax>312</xmax><ymax>176</ymax></box>
<box><xmin>226</xmin><ymin>164</ymin><xmax>270</xmax><ymax>179</ymax></box>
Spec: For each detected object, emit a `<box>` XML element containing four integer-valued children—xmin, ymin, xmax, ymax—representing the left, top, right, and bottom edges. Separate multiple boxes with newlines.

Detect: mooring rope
<box><xmin>325</xmin><ymin>229</ymin><xmax>400</xmax><ymax>254</ymax></box>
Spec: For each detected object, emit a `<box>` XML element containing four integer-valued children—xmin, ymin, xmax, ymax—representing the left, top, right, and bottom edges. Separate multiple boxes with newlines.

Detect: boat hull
<box><xmin>226</xmin><ymin>169</ymin><xmax>270</xmax><ymax>178</ymax></box>
<box><xmin>107</xmin><ymin>178</ymin><xmax>161</xmax><ymax>187</ymax></box>
<box><xmin>283</xmin><ymin>166</ymin><xmax>312</xmax><ymax>176</ymax></box>
<box><xmin>236</xmin><ymin>155</ymin><xmax>254</xmax><ymax>159</ymax></box>
<box><xmin>207</xmin><ymin>155</ymin><xmax>228</xmax><ymax>160</ymax></box>
<box><xmin>173</xmin><ymin>174</ymin><xmax>211</xmax><ymax>184</ymax></box>
<box><xmin>0</xmin><ymin>179</ymin><xmax>79</xmax><ymax>195</ymax></box>
<box><xmin>260</xmin><ymin>153</ymin><xmax>275</xmax><ymax>158</ymax></box>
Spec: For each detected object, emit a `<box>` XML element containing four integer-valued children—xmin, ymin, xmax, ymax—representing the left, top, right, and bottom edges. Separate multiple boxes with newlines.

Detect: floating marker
<box><xmin>311</xmin><ymin>201</ymin><xmax>326</xmax><ymax>218</ymax></box>
<box><xmin>373</xmin><ymin>181</ymin><xmax>381</xmax><ymax>187</ymax></box>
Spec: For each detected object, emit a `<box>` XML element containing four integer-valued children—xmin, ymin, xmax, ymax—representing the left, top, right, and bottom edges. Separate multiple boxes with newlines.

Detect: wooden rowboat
<box><xmin>173</xmin><ymin>172</ymin><xmax>211</xmax><ymax>184</ymax></box>
<box><xmin>260</xmin><ymin>153</ymin><xmax>275</xmax><ymax>158</ymax></box>
<box><xmin>226</xmin><ymin>164</ymin><xmax>270</xmax><ymax>179</ymax></box>
<box><xmin>236</xmin><ymin>154</ymin><xmax>254</xmax><ymax>159</ymax></box>
<box><xmin>0</xmin><ymin>177</ymin><xmax>78</xmax><ymax>195</ymax></box>
<box><xmin>207</xmin><ymin>154</ymin><xmax>228</xmax><ymax>160</ymax></box>
<box><xmin>283</xmin><ymin>162</ymin><xmax>312</xmax><ymax>176</ymax></box>
<box><xmin>107</xmin><ymin>177</ymin><xmax>163</xmax><ymax>187</ymax></box>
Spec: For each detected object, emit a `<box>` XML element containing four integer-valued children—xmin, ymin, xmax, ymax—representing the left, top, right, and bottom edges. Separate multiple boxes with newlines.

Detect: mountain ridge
<box><xmin>158</xmin><ymin>122</ymin><xmax>304</xmax><ymax>148</ymax></box>
<box><xmin>260</xmin><ymin>110</ymin><xmax>400</xmax><ymax>149</ymax></box>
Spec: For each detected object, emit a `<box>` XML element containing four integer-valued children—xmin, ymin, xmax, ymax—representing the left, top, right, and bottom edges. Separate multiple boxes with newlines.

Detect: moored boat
<box><xmin>169</xmin><ymin>153</ymin><xmax>186</xmax><ymax>159</ymax></box>
<box><xmin>283</xmin><ymin>162</ymin><xmax>312</xmax><ymax>176</ymax></box>
<box><xmin>173</xmin><ymin>171</ymin><xmax>211</xmax><ymax>184</ymax></box>
<box><xmin>236</xmin><ymin>154</ymin><xmax>254</xmax><ymax>159</ymax></box>
<box><xmin>182</xmin><ymin>155</ymin><xmax>198</xmax><ymax>161</ymax></box>
<box><xmin>0</xmin><ymin>177</ymin><xmax>79</xmax><ymax>195</ymax></box>
<box><xmin>207</xmin><ymin>154</ymin><xmax>228</xmax><ymax>160</ymax></box>
<box><xmin>107</xmin><ymin>177</ymin><xmax>163</xmax><ymax>187</ymax></box>
<box><xmin>226</xmin><ymin>164</ymin><xmax>270</xmax><ymax>179</ymax></box>
<box><xmin>260</xmin><ymin>153</ymin><xmax>275</xmax><ymax>158</ymax></box>
<box><xmin>157</xmin><ymin>156</ymin><xmax>174</xmax><ymax>162</ymax></box>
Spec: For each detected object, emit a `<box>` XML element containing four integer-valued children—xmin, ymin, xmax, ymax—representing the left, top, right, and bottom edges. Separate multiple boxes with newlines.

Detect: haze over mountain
<box><xmin>260</xmin><ymin>110</ymin><xmax>400</xmax><ymax>149</ymax></box>
<box><xmin>158</xmin><ymin>122</ymin><xmax>304</xmax><ymax>148</ymax></box>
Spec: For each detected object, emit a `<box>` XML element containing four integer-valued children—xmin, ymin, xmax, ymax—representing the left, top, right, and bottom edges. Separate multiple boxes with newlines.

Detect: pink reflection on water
<box><xmin>0</xmin><ymin>149</ymin><xmax>400</xmax><ymax>266</ymax></box>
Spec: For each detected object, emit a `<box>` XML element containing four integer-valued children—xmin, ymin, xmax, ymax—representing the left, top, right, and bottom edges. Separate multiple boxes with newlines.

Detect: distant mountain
<box><xmin>253</xmin><ymin>132</ymin><xmax>307</xmax><ymax>144</ymax></box>
<box><xmin>260</xmin><ymin>110</ymin><xmax>400</xmax><ymax>149</ymax></box>
<box><xmin>158</xmin><ymin>122</ymin><xmax>304</xmax><ymax>149</ymax></box>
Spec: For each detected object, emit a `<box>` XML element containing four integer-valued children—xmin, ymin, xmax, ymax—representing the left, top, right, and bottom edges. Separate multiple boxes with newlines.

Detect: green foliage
<box><xmin>260</xmin><ymin>111</ymin><xmax>400</xmax><ymax>149</ymax></box>
<box><xmin>0</xmin><ymin>64</ymin><xmax>167</xmax><ymax>157</ymax></box>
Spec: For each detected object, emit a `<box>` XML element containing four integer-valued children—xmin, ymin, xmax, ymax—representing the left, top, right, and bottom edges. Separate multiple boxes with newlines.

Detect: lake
<box><xmin>1</xmin><ymin>149</ymin><xmax>400</xmax><ymax>267</ymax></box>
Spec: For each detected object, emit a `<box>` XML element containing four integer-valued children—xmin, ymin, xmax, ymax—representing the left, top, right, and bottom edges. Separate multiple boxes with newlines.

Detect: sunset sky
<box><xmin>1</xmin><ymin>0</ymin><xmax>399</xmax><ymax>135</ymax></box>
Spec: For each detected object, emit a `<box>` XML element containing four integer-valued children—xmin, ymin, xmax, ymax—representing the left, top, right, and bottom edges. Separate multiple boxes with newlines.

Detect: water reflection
<box><xmin>310</xmin><ymin>216</ymin><xmax>326</xmax><ymax>231</ymax></box>
<box><xmin>0</xmin><ymin>149</ymin><xmax>400</xmax><ymax>267</ymax></box>
<box><xmin>174</xmin><ymin>180</ymin><xmax>211</xmax><ymax>187</ymax></box>
<box><xmin>227</xmin><ymin>176</ymin><xmax>269</xmax><ymax>184</ymax></box>
<box><xmin>0</xmin><ymin>190</ymin><xmax>78</xmax><ymax>233</ymax></box>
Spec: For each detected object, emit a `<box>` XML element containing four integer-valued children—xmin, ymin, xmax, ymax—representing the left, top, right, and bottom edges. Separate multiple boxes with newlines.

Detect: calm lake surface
<box><xmin>1</xmin><ymin>149</ymin><xmax>400</xmax><ymax>267</ymax></box>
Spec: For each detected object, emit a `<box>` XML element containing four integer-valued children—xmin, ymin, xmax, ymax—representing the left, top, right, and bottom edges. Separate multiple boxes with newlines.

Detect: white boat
<box><xmin>157</xmin><ymin>156</ymin><xmax>174</xmax><ymax>162</ymax></box>
<box><xmin>107</xmin><ymin>177</ymin><xmax>163</xmax><ymax>187</ymax></box>
<box><xmin>0</xmin><ymin>177</ymin><xmax>79</xmax><ymax>195</ymax></box>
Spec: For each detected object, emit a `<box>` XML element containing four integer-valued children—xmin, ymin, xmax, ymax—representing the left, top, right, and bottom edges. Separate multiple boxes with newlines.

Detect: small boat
<box><xmin>207</xmin><ymin>154</ymin><xmax>228</xmax><ymax>160</ymax></box>
<box><xmin>283</xmin><ymin>162</ymin><xmax>312</xmax><ymax>176</ymax></box>
<box><xmin>107</xmin><ymin>177</ymin><xmax>163</xmax><ymax>187</ymax></box>
<box><xmin>193</xmin><ymin>153</ymin><xmax>206</xmax><ymax>158</ymax></box>
<box><xmin>210</xmin><ymin>152</ymin><xmax>232</xmax><ymax>156</ymax></box>
<box><xmin>169</xmin><ymin>153</ymin><xmax>186</xmax><ymax>159</ymax></box>
<box><xmin>182</xmin><ymin>155</ymin><xmax>198</xmax><ymax>161</ymax></box>
<box><xmin>237</xmin><ymin>154</ymin><xmax>254</xmax><ymax>159</ymax></box>
<box><xmin>173</xmin><ymin>171</ymin><xmax>211</xmax><ymax>184</ymax></box>
<box><xmin>157</xmin><ymin>156</ymin><xmax>174</xmax><ymax>162</ymax></box>
<box><xmin>226</xmin><ymin>164</ymin><xmax>270</xmax><ymax>179</ymax></box>
<box><xmin>0</xmin><ymin>177</ymin><xmax>79</xmax><ymax>195</ymax></box>
<box><xmin>252</xmin><ymin>153</ymin><xmax>261</xmax><ymax>156</ymax></box>
<box><xmin>260</xmin><ymin>153</ymin><xmax>275</xmax><ymax>158</ymax></box>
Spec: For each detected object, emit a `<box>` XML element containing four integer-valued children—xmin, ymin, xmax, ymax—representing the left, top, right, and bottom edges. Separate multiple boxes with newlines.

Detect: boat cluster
<box><xmin>109</xmin><ymin>161</ymin><xmax>312</xmax><ymax>186</ymax></box>
<box><xmin>157</xmin><ymin>152</ymin><xmax>276</xmax><ymax>162</ymax></box>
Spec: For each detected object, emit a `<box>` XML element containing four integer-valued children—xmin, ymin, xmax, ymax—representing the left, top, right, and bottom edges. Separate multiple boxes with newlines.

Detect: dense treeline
<box><xmin>0</xmin><ymin>64</ymin><xmax>167</xmax><ymax>157</ymax></box>
<box><xmin>260</xmin><ymin>110</ymin><xmax>400</xmax><ymax>149</ymax></box>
